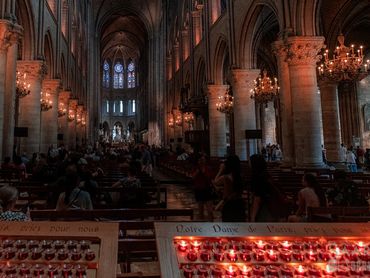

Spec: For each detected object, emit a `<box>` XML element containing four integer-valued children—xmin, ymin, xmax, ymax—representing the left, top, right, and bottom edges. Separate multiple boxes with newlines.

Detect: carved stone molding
<box><xmin>285</xmin><ymin>36</ymin><xmax>325</xmax><ymax>66</ymax></box>
<box><xmin>42</xmin><ymin>79</ymin><xmax>62</xmax><ymax>95</ymax></box>
<box><xmin>0</xmin><ymin>20</ymin><xmax>22</xmax><ymax>52</ymax></box>
<box><xmin>16</xmin><ymin>60</ymin><xmax>48</xmax><ymax>81</ymax></box>
<box><xmin>206</xmin><ymin>84</ymin><xmax>229</xmax><ymax>98</ymax></box>
<box><xmin>230</xmin><ymin>69</ymin><xmax>260</xmax><ymax>89</ymax></box>
<box><xmin>272</xmin><ymin>40</ymin><xmax>287</xmax><ymax>60</ymax></box>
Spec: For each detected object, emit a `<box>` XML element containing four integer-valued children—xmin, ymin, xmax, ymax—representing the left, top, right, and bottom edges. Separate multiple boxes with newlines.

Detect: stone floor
<box><xmin>152</xmin><ymin>168</ymin><xmax>222</xmax><ymax>221</ymax></box>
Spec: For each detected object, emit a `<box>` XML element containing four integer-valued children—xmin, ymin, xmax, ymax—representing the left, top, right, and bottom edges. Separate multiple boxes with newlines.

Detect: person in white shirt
<box><xmin>346</xmin><ymin>150</ymin><xmax>357</xmax><ymax>172</ymax></box>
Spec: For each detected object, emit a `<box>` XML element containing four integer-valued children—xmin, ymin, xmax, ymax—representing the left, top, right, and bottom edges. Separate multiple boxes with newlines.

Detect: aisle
<box><xmin>152</xmin><ymin>168</ymin><xmax>221</xmax><ymax>221</ymax></box>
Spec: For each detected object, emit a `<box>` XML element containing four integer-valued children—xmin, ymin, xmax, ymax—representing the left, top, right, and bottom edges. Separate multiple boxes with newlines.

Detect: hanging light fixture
<box><xmin>68</xmin><ymin>109</ymin><xmax>75</xmax><ymax>122</ymax></box>
<box><xmin>175</xmin><ymin>113</ymin><xmax>182</xmax><ymax>126</ymax></box>
<box><xmin>250</xmin><ymin>70</ymin><xmax>279</xmax><ymax>105</ymax></box>
<box><xmin>168</xmin><ymin>115</ymin><xmax>174</xmax><ymax>128</ymax></box>
<box><xmin>318</xmin><ymin>34</ymin><xmax>370</xmax><ymax>81</ymax></box>
<box><xmin>40</xmin><ymin>91</ymin><xmax>53</xmax><ymax>111</ymax></box>
<box><xmin>16</xmin><ymin>71</ymin><xmax>31</xmax><ymax>98</ymax></box>
<box><xmin>76</xmin><ymin>113</ymin><xmax>82</xmax><ymax>125</ymax></box>
<box><xmin>216</xmin><ymin>86</ymin><xmax>233</xmax><ymax>114</ymax></box>
<box><xmin>58</xmin><ymin>103</ymin><xmax>67</xmax><ymax>117</ymax></box>
<box><xmin>183</xmin><ymin>112</ymin><xmax>194</xmax><ymax>124</ymax></box>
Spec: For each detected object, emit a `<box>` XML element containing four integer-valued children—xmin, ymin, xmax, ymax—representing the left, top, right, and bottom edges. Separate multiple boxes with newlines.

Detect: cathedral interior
<box><xmin>0</xmin><ymin>1</ymin><xmax>370</xmax><ymax>277</ymax></box>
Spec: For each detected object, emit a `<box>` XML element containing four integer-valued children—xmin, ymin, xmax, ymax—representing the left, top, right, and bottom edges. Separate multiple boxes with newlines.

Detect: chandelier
<box><xmin>318</xmin><ymin>34</ymin><xmax>370</xmax><ymax>81</ymax></box>
<box><xmin>40</xmin><ymin>91</ymin><xmax>53</xmax><ymax>111</ymax></box>
<box><xmin>58</xmin><ymin>103</ymin><xmax>67</xmax><ymax>117</ymax></box>
<box><xmin>175</xmin><ymin>114</ymin><xmax>182</xmax><ymax>126</ymax></box>
<box><xmin>16</xmin><ymin>71</ymin><xmax>31</xmax><ymax>98</ymax></box>
<box><xmin>168</xmin><ymin>116</ymin><xmax>174</xmax><ymax>128</ymax></box>
<box><xmin>250</xmin><ymin>70</ymin><xmax>279</xmax><ymax>105</ymax></box>
<box><xmin>76</xmin><ymin>114</ymin><xmax>82</xmax><ymax>125</ymax></box>
<box><xmin>216</xmin><ymin>86</ymin><xmax>233</xmax><ymax>114</ymax></box>
<box><xmin>68</xmin><ymin>109</ymin><xmax>75</xmax><ymax>122</ymax></box>
<box><xmin>183</xmin><ymin>112</ymin><xmax>194</xmax><ymax>124</ymax></box>
<box><xmin>81</xmin><ymin>117</ymin><xmax>86</xmax><ymax>126</ymax></box>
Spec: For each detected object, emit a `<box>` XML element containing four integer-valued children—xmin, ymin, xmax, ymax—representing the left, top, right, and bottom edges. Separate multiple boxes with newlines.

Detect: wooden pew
<box><xmin>307</xmin><ymin>206</ymin><xmax>370</xmax><ymax>222</ymax></box>
<box><xmin>30</xmin><ymin>208</ymin><xmax>194</xmax><ymax>221</ymax></box>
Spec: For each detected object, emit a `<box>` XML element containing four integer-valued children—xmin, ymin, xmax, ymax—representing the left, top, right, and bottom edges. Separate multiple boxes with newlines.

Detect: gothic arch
<box><xmin>16</xmin><ymin>0</ymin><xmax>35</xmax><ymax>60</ymax></box>
<box><xmin>294</xmin><ymin>0</ymin><xmax>321</xmax><ymax>36</ymax></box>
<box><xmin>60</xmin><ymin>53</ymin><xmax>66</xmax><ymax>89</ymax></box>
<box><xmin>44</xmin><ymin>31</ymin><xmax>54</xmax><ymax>79</ymax></box>
<box><xmin>238</xmin><ymin>0</ymin><xmax>281</xmax><ymax>69</ymax></box>
<box><xmin>195</xmin><ymin>57</ymin><xmax>206</xmax><ymax>96</ymax></box>
<box><xmin>212</xmin><ymin>36</ymin><xmax>228</xmax><ymax>84</ymax></box>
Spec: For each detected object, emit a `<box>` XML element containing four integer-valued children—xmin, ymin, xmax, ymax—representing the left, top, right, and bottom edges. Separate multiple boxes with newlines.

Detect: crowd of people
<box><xmin>0</xmin><ymin>141</ymin><xmax>368</xmax><ymax>223</ymax></box>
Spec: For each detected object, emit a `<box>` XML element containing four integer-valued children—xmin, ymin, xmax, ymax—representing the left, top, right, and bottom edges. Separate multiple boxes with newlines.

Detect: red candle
<box><xmin>85</xmin><ymin>249</ymin><xmax>96</xmax><ymax>261</ymax></box>
<box><xmin>44</xmin><ymin>248</ymin><xmax>56</xmax><ymax>261</ymax></box>
<box><xmin>239</xmin><ymin>265</ymin><xmax>252</xmax><ymax>276</ymax></box>
<box><xmin>4</xmin><ymin>264</ymin><xmax>16</xmax><ymax>275</ymax></box>
<box><xmin>31</xmin><ymin>247</ymin><xmax>43</xmax><ymax>260</ymax></box>
<box><xmin>178</xmin><ymin>240</ymin><xmax>188</xmax><ymax>252</ymax></box>
<box><xmin>18</xmin><ymin>248</ymin><xmax>29</xmax><ymax>260</ymax></box>
<box><xmin>346</xmin><ymin>252</ymin><xmax>358</xmax><ymax>261</ymax></box>
<box><xmin>280</xmin><ymin>240</ymin><xmax>292</xmax><ymax>250</ymax></box>
<box><xmin>4</xmin><ymin>247</ymin><xmax>16</xmax><ymax>259</ymax></box>
<box><xmin>225</xmin><ymin>265</ymin><xmax>238</xmax><ymax>277</ymax></box>
<box><xmin>190</xmin><ymin>240</ymin><xmax>202</xmax><ymax>251</ymax></box>
<box><xmin>305</xmin><ymin>241</ymin><xmax>318</xmax><ymax>250</ymax></box>
<box><xmin>229</xmin><ymin>241</ymin><xmax>240</xmax><ymax>250</ymax></box>
<box><xmin>344</xmin><ymin>241</ymin><xmax>355</xmax><ymax>251</ymax></box>
<box><xmin>66</xmin><ymin>240</ymin><xmax>78</xmax><ymax>250</ymax></box>
<box><xmin>293</xmin><ymin>251</ymin><xmax>304</xmax><ymax>261</ymax></box>
<box><xmin>41</xmin><ymin>240</ymin><xmax>53</xmax><ymax>249</ymax></box>
<box><xmin>308</xmin><ymin>266</ymin><xmax>321</xmax><ymax>276</ymax></box>
<box><xmin>33</xmin><ymin>264</ymin><xmax>45</xmax><ymax>276</ymax></box>
<box><xmin>182</xmin><ymin>265</ymin><xmax>195</xmax><ymax>278</ymax></box>
<box><xmin>280</xmin><ymin>265</ymin><xmax>294</xmax><ymax>276</ymax></box>
<box><xmin>186</xmin><ymin>250</ymin><xmax>198</xmax><ymax>262</ymax></box>
<box><xmin>255</xmin><ymin>240</ymin><xmax>266</xmax><ymax>249</ymax></box>
<box><xmin>252</xmin><ymin>265</ymin><xmax>265</xmax><ymax>276</ymax></box>
<box><xmin>266</xmin><ymin>265</ymin><xmax>279</xmax><ymax>276</ymax></box>
<box><xmin>61</xmin><ymin>264</ymin><xmax>73</xmax><ymax>277</ymax></box>
<box><xmin>54</xmin><ymin>240</ymin><xmax>65</xmax><ymax>249</ymax></box>
<box><xmin>306</xmin><ymin>250</ymin><xmax>318</xmax><ymax>261</ymax></box>
<box><xmin>266</xmin><ymin>241</ymin><xmax>279</xmax><ymax>250</ymax></box>
<box><xmin>213</xmin><ymin>250</ymin><xmax>224</xmax><ymax>262</ymax></box>
<box><xmin>359</xmin><ymin>251</ymin><xmax>369</xmax><ymax>261</ymax></box>
<box><xmin>227</xmin><ymin>249</ymin><xmax>237</xmax><ymax>262</ymax></box>
<box><xmin>350</xmin><ymin>264</ymin><xmax>364</xmax><ymax>275</ymax></box>
<box><xmin>200</xmin><ymin>250</ymin><xmax>211</xmax><ymax>262</ymax></box>
<box><xmin>254</xmin><ymin>250</ymin><xmax>265</xmax><ymax>261</ymax></box>
<box><xmin>216</xmin><ymin>241</ymin><xmax>227</xmax><ymax>250</ymax></box>
<box><xmin>241</xmin><ymin>242</ymin><xmax>253</xmax><ymax>251</ymax></box>
<box><xmin>210</xmin><ymin>265</ymin><xmax>223</xmax><ymax>277</ymax></box>
<box><xmin>80</xmin><ymin>240</ymin><xmax>90</xmax><ymax>250</ymax></box>
<box><xmin>324</xmin><ymin>264</ymin><xmax>336</xmax><ymax>276</ymax></box>
<box><xmin>356</xmin><ymin>241</ymin><xmax>365</xmax><ymax>250</ymax></box>
<box><xmin>267</xmin><ymin>250</ymin><xmax>278</xmax><ymax>261</ymax></box>
<box><xmin>239</xmin><ymin>250</ymin><xmax>252</xmax><ymax>262</ymax></box>
<box><xmin>47</xmin><ymin>264</ymin><xmax>59</xmax><ymax>277</ymax></box>
<box><xmin>76</xmin><ymin>264</ymin><xmax>87</xmax><ymax>277</ymax></box>
<box><xmin>2</xmin><ymin>239</ymin><xmax>14</xmax><ymax>248</ymax></box>
<box><xmin>337</xmin><ymin>265</ymin><xmax>350</xmax><ymax>276</ymax></box>
<box><xmin>202</xmin><ymin>241</ymin><xmax>213</xmax><ymax>250</ymax></box>
<box><xmin>196</xmin><ymin>264</ymin><xmax>209</xmax><ymax>276</ymax></box>
<box><xmin>295</xmin><ymin>265</ymin><xmax>307</xmax><ymax>276</ymax></box>
<box><xmin>28</xmin><ymin>240</ymin><xmax>39</xmax><ymax>249</ymax></box>
<box><xmin>19</xmin><ymin>263</ymin><xmax>31</xmax><ymax>275</ymax></box>
<box><xmin>320</xmin><ymin>250</ymin><xmax>331</xmax><ymax>261</ymax></box>
<box><xmin>292</xmin><ymin>242</ymin><xmax>304</xmax><ymax>250</ymax></box>
<box><xmin>57</xmin><ymin>249</ymin><xmax>69</xmax><ymax>260</ymax></box>
<box><xmin>71</xmin><ymin>248</ymin><xmax>82</xmax><ymax>261</ymax></box>
<box><xmin>280</xmin><ymin>250</ymin><xmax>292</xmax><ymax>262</ymax></box>
<box><xmin>15</xmin><ymin>239</ymin><xmax>27</xmax><ymax>249</ymax></box>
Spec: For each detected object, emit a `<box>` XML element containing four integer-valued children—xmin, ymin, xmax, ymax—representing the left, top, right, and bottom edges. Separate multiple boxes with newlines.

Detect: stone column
<box><xmin>319</xmin><ymin>80</ymin><xmax>341</xmax><ymax>162</ymax></box>
<box><xmin>182</xmin><ymin>29</ymin><xmax>189</xmax><ymax>60</ymax></box>
<box><xmin>58</xmin><ymin>91</ymin><xmax>71</xmax><ymax>147</ymax></box>
<box><xmin>285</xmin><ymin>36</ymin><xmax>325</xmax><ymax>167</ymax></box>
<box><xmin>17</xmin><ymin>60</ymin><xmax>47</xmax><ymax>155</ymax></box>
<box><xmin>67</xmin><ymin>99</ymin><xmax>78</xmax><ymax>150</ymax></box>
<box><xmin>192</xmin><ymin>9</ymin><xmax>202</xmax><ymax>46</ymax></box>
<box><xmin>207</xmin><ymin>85</ymin><xmax>228</xmax><ymax>158</ymax></box>
<box><xmin>272</xmin><ymin>40</ymin><xmax>294</xmax><ymax>165</ymax></box>
<box><xmin>40</xmin><ymin>79</ymin><xmax>60</xmax><ymax>153</ymax></box>
<box><xmin>76</xmin><ymin>105</ymin><xmax>84</xmax><ymax>147</ymax></box>
<box><xmin>0</xmin><ymin>20</ymin><xmax>22</xmax><ymax>158</ymax></box>
<box><xmin>231</xmin><ymin>69</ymin><xmax>260</xmax><ymax>161</ymax></box>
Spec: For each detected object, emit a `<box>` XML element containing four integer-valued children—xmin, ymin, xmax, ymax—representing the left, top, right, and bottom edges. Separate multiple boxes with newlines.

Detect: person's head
<box><xmin>198</xmin><ymin>154</ymin><xmax>208</xmax><ymax>166</ymax></box>
<box><xmin>0</xmin><ymin>186</ymin><xmax>19</xmax><ymax>212</ymax></box>
<box><xmin>303</xmin><ymin>173</ymin><xmax>327</xmax><ymax>207</ymax></box>
<box><xmin>250</xmin><ymin>154</ymin><xmax>267</xmax><ymax>173</ymax></box>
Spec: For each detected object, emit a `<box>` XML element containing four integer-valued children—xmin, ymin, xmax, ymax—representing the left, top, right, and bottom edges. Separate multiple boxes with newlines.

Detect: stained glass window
<box><xmin>127</xmin><ymin>61</ymin><xmax>136</xmax><ymax>88</ymax></box>
<box><xmin>113</xmin><ymin>62</ymin><xmax>124</xmax><ymax>89</ymax></box>
<box><xmin>128</xmin><ymin>100</ymin><xmax>136</xmax><ymax>115</ymax></box>
<box><xmin>103</xmin><ymin>61</ymin><xmax>110</xmax><ymax>88</ymax></box>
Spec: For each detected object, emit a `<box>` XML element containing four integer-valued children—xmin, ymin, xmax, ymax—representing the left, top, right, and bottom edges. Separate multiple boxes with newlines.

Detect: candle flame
<box><xmin>297</xmin><ymin>265</ymin><xmax>304</xmax><ymax>273</ymax></box>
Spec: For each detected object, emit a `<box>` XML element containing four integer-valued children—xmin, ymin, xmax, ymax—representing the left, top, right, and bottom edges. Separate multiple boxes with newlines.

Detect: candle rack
<box><xmin>155</xmin><ymin>222</ymin><xmax>370</xmax><ymax>277</ymax></box>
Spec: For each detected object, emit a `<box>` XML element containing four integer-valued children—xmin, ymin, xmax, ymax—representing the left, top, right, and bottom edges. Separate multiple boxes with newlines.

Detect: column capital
<box><xmin>42</xmin><ymin>79</ymin><xmax>62</xmax><ymax>94</ymax></box>
<box><xmin>318</xmin><ymin>78</ymin><xmax>338</xmax><ymax>87</ymax></box>
<box><xmin>0</xmin><ymin>20</ymin><xmax>22</xmax><ymax>52</ymax></box>
<box><xmin>272</xmin><ymin>40</ymin><xmax>287</xmax><ymax>59</ymax></box>
<box><xmin>206</xmin><ymin>84</ymin><xmax>229</xmax><ymax>97</ymax></box>
<box><xmin>230</xmin><ymin>69</ymin><xmax>260</xmax><ymax>87</ymax></box>
<box><xmin>59</xmin><ymin>90</ymin><xmax>72</xmax><ymax>101</ymax></box>
<box><xmin>285</xmin><ymin>36</ymin><xmax>325</xmax><ymax>66</ymax></box>
<box><xmin>16</xmin><ymin>60</ymin><xmax>47</xmax><ymax>81</ymax></box>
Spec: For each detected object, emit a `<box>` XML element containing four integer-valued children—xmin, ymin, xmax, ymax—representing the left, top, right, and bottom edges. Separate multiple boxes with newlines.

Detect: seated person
<box><xmin>112</xmin><ymin>165</ymin><xmax>141</xmax><ymax>207</ymax></box>
<box><xmin>56</xmin><ymin>164</ymin><xmax>93</xmax><ymax>210</ymax></box>
<box><xmin>327</xmin><ymin>170</ymin><xmax>368</xmax><ymax>206</ymax></box>
<box><xmin>288</xmin><ymin>173</ymin><xmax>328</xmax><ymax>222</ymax></box>
<box><xmin>0</xmin><ymin>186</ymin><xmax>30</xmax><ymax>221</ymax></box>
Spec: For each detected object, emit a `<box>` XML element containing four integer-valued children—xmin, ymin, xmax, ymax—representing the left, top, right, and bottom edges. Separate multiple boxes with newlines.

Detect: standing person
<box><xmin>356</xmin><ymin>146</ymin><xmax>365</xmax><ymax>167</ymax></box>
<box><xmin>250</xmin><ymin>154</ymin><xmax>280</xmax><ymax>222</ymax></box>
<box><xmin>346</xmin><ymin>149</ymin><xmax>357</xmax><ymax>172</ymax></box>
<box><xmin>192</xmin><ymin>155</ymin><xmax>214</xmax><ymax>221</ymax></box>
<box><xmin>340</xmin><ymin>143</ymin><xmax>347</xmax><ymax>163</ymax></box>
<box><xmin>213</xmin><ymin>155</ymin><xmax>245</xmax><ymax>222</ymax></box>
<box><xmin>140</xmin><ymin>145</ymin><xmax>153</xmax><ymax>176</ymax></box>
<box><xmin>0</xmin><ymin>186</ymin><xmax>30</xmax><ymax>221</ymax></box>
<box><xmin>288</xmin><ymin>173</ymin><xmax>328</xmax><ymax>222</ymax></box>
